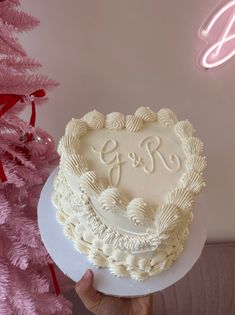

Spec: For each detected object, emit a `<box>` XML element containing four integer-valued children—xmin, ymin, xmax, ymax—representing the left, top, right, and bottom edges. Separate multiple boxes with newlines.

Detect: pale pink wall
<box><xmin>20</xmin><ymin>0</ymin><xmax>235</xmax><ymax>240</ymax></box>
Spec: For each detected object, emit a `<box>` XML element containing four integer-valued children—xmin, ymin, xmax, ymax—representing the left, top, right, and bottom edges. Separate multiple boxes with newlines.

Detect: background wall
<box><xmin>20</xmin><ymin>0</ymin><xmax>235</xmax><ymax>241</ymax></box>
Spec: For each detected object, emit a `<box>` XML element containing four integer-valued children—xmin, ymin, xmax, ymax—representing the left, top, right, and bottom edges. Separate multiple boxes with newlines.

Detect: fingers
<box><xmin>143</xmin><ymin>293</ymin><xmax>153</xmax><ymax>306</ymax></box>
<box><xmin>75</xmin><ymin>269</ymin><xmax>103</xmax><ymax>312</ymax></box>
<box><xmin>131</xmin><ymin>294</ymin><xmax>153</xmax><ymax>315</ymax></box>
<box><xmin>144</xmin><ymin>294</ymin><xmax>153</xmax><ymax>315</ymax></box>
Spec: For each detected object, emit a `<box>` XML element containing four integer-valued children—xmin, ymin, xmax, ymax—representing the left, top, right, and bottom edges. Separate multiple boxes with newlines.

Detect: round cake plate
<box><xmin>38</xmin><ymin>167</ymin><xmax>207</xmax><ymax>297</ymax></box>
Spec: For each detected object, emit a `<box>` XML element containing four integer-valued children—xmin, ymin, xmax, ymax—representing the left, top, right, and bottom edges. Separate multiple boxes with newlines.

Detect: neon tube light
<box><xmin>199</xmin><ymin>1</ymin><xmax>235</xmax><ymax>69</ymax></box>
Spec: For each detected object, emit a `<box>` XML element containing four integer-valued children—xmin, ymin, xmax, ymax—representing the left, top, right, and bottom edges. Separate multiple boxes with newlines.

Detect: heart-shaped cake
<box><xmin>52</xmin><ymin>107</ymin><xmax>206</xmax><ymax>281</ymax></box>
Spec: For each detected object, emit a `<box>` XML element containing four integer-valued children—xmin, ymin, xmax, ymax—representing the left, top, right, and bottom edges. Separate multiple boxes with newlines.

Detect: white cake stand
<box><xmin>38</xmin><ymin>167</ymin><xmax>207</xmax><ymax>297</ymax></box>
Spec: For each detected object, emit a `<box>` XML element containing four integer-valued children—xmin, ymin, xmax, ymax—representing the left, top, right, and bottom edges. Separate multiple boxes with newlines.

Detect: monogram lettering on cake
<box><xmin>92</xmin><ymin>139</ymin><xmax>126</xmax><ymax>187</ymax></box>
<box><xmin>138</xmin><ymin>136</ymin><xmax>181</xmax><ymax>174</ymax></box>
<box><xmin>92</xmin><ymin>136</ymin><xmax>181</xmax><ymax>186</ymax></box>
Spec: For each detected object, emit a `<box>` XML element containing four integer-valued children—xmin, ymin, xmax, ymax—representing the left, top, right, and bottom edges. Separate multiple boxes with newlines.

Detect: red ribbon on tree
<box><xmin>0</xmin><ymin>89</ymin><xmax>46</xmax><ymax>182</ymax></box>
<box><xmin>47</xmin><ymin>263</ymin><xmax>61</xmax><ymax>296</ymax></box>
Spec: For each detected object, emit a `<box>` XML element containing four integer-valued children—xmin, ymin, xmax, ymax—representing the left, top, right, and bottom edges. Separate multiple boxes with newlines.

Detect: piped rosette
<box><xmin>98</xmin><ymin>187</ymin><xmax>128</xmax><ymax>212</ymax></box>
<box><xmin>127</xmin><ymin>198</ymin><xmax>154</xmax><ymax>226</ymax></box>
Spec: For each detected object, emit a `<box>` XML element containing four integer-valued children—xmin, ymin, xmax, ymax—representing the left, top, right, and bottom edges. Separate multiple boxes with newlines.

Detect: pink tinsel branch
<box><xmin>0</xmin><ymin>18</ymin><xmax>26</xmax><ymax>56</ymax></box>
<box><xmin>10</xmin><ymin>271</ymin><xmax>38</xmax><ymax>315</ymax></box>
<box><xmin>0</xmin><ymin>259</ymin><xmax>11</xmax><ymax>300</ymax></box>
<box><xmin>0</xmin><ymin>0</ymin><xmax>20</xmax><ymax>8</ymax></box>
<box><xmin>0</xmin><ymin>73</ymin><xmax>59</xmax><ymax>94</ymax></box>
<box><xmin>0</xmin><ymin>56</ymin><xmax>42</xmax><ymax>74</ymax></box>
<box><xmin>0</xmin><ymin>7</ymin><xmax>40</xmax><ymax>33</ymax></box>
<box><xmin>0</xmin><ymin>193</ymin><xmax>11</xmax><ymax>224</ymax></box>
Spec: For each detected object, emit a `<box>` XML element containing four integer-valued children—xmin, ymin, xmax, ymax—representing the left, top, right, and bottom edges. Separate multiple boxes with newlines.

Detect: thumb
<box><xmin>75</xmin><ymin>269</ymin><xmax>103</xmax><ymax>312</ymax></box>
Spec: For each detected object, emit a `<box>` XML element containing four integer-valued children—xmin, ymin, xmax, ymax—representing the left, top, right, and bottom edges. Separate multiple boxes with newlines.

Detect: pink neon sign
<box><xmin>198</xmin><ymin>1</ymin><xmax>235</xmax><ymax>69</ymax></box>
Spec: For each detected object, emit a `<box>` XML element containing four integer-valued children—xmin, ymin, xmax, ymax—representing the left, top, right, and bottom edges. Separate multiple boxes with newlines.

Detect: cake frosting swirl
<box><xmin>105</xmin><ymin>112</ymin><xmax>125</xmax><ymax>130</ymax></box>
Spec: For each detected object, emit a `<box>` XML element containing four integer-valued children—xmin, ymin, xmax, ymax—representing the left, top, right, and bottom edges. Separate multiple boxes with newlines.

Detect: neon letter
<box><xmin>199</xmin><ymin>1</ymin><xmax>235</xmax><ymax>69</ymax></box>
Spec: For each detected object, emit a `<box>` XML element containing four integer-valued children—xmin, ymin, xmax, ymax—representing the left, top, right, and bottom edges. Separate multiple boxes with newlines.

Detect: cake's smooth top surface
<box><xmin>80</xmin><ymin>122</ymin><xmax>185</xmax><ymax>204</ymax></box>
<box><xmin>52</xmin><ymin>107</ymin><xmax>206</xmax><ymax>281</ymax></box>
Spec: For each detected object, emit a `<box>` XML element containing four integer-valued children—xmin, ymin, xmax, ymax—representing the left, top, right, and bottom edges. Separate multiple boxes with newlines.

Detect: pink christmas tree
<box><xmin>0</xmin><ymin>1</ymin><xmax>72</xmax><ymax>314</ymax></box>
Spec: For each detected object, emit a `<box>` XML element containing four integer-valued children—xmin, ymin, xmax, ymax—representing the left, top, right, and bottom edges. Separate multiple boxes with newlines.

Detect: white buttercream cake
<box><xmin>52</xmin><ymin>107</ymin><xmax>206</xmax><ymax>281</ymax></box>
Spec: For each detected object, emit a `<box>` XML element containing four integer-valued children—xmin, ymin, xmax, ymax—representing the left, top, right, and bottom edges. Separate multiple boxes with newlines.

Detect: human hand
<box><xmin>75</xmin><ymin>269</ymin><xmax>153</xmax><ymax>315</ymax></box>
